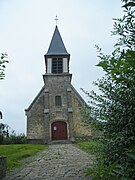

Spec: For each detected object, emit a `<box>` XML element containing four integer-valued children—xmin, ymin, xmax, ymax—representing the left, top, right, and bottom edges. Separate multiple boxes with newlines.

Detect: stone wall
<box><xmin>44</xmin><ymin>75</ymin><xmax>71</xmax><ymax>123</ymax></box>
<box><xmin>71</xmin><ymin>88</ymin><xmax>92</xmax><ymax>139</ymax></box>
<box><xmin>44</xmin><ymin>74</ymin><xmax>73</xmax><ymax>142</ymax></box>
<box><xmin>26</xmin><ymin>89</ymin><xmax>45</xmax><ymax>141</ymax></box>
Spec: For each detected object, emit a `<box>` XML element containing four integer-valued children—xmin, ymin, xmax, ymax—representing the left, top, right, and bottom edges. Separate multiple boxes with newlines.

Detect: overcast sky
<box><xmin>0</xmin><ymin>0</ymin><xmax>123</xmax><ymax>134</ymax></box>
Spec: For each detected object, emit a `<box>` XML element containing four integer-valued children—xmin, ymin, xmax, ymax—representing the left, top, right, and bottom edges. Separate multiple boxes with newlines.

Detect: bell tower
<box><xmin>42</xmin><ymin>25</ymin><xmax>73</xmax><ymax>143</ymax></box>
<box><xmin>44</xmin><ymin>26</ymin><xmax>70</xmax><ymax>75</ymax></box>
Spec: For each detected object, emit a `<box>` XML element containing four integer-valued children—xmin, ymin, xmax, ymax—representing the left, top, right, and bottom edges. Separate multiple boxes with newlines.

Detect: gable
<box><xmin>25</xmin><ymin>86</ymin><xmax>45</xmax><ymax>112</ymax></box>
<box><xmin>71</xmin><ymin>85</ymin><xmax>88</xmax><ymax>108</ymax></box>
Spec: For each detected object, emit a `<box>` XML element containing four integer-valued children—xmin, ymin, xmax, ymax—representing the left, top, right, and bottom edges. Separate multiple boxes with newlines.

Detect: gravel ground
<box><xmin>4</xmin><ymin>144</ymin><xmax>94</xmax><ymax>180</ymax></box>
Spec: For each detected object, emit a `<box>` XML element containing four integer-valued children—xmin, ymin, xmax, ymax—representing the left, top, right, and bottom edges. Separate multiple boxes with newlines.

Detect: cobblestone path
<box><xmin>4</xmin><ymin>144</ymin><xmax>93</xmax><ymax>180</ymax></box>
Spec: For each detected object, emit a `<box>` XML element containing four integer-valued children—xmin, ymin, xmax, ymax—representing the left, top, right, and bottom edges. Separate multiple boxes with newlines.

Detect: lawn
<box><xmin>0</xmin><ymin>144</ymin><xmax>46</xmax><ymax>170</ymax></box>
<box><xmin>77</xmin><ymin>139</ymin><xmax>103</xmax><ymax>156</ymax></box>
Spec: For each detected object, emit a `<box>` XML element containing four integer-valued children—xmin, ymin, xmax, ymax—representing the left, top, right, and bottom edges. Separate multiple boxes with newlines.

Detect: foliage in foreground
<box><xmin>85</xmin><ymin>0</ymin><xmax>135</xmax><ymax>179</ymax></box>
<box><xmin>0</xmin><ymin>144</ymin><xmax>45</xmax><ymax>170</ymax></box>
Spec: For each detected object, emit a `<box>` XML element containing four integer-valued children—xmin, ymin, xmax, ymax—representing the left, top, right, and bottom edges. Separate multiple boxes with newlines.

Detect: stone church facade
<box><xmin>25</xmin><ymin>26</ymin><xmax>92</xmax><ymax>144</ymax></box>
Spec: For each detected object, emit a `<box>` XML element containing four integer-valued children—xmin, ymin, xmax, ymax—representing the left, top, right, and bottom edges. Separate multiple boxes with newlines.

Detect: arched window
<box><xmin>55</xmin><ymin>96</ymin><xmax>62</xmax><ymax>106</ymax></box>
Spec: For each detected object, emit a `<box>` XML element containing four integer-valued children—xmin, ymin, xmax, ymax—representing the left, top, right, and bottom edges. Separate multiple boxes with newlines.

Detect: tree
<box><xmin>0</xmin><ymin>123</ymin><xmax>10</xmax><ymax>144</ymax></box>
<box><xmin>0</xmin><ymin>53</ymin><xmax>8</xmax><ymax>117</ymax></box>
<box><xmin>0</xmin><ymin>53</ymin><xmax>8</xmax><ymax>142</ymax></box>
<box><xmin>86</xmin><ymin>0</ymin><xmax>135</xmax><ymax>179</ymax></box>
<box><xmin>0</xmin><ymin>112</ymin><xmax>2</xmax><ymax>119</ymax></box>
<box><xmin>0</xmin><ymin>53</ymin><xmax>8</xmax><ymax>80</ymax></box>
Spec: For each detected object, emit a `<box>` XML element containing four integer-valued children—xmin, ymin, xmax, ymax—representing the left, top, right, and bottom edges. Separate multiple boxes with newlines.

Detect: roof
<box><xmin>46</xmin><ymin>26</ymin><xmax>69</xmax><ymax>55</ymax></box>
<box><xmin>25</xmin><ymin>86</ymin><xmax>45</xmax><ymax>111</ymax></box>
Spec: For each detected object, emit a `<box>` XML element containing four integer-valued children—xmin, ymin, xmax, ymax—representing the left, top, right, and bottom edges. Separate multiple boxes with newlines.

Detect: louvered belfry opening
<box><xmin>52</xmin><ymin>58</ymin><xmax>63</xmax><ymax>74</ymax></box>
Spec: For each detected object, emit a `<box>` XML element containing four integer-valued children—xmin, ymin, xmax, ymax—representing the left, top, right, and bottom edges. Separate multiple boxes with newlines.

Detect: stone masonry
<box><xmin>26</xmin><ymin>74</ymin><xmax>92</xmax><ymax>144</ymax></box>
<box><xmin>25</xmin><ymin>25</ymin><xmax>92</xmax><ymax>144</ymax></box>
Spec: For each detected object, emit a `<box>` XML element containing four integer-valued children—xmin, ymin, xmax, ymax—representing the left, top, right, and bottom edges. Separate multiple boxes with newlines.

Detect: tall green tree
<box><xmin>0</xmin><ymin>53</ymin><xmax>8</xmax><ymax>142</ymax></box>
<box><xmin>86</xmin><ymin>0</ymin><xmax>135</xmax><ymax>179</ymax></box>
<box><xmin>0</xmin><ymin>53</ymin><xmax>8</xmax><ymax>80</ymax></box>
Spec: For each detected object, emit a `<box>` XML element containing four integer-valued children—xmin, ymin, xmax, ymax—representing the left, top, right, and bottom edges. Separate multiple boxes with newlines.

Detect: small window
<box><xmin>52</xmin><ymin>58</ymin><xmax>63</xmax><ymax>74</ymax></box>
<box><xmin>55</xmin><ymin>96</ymin><xmax>62</xmax><ymax>106</ymax></box>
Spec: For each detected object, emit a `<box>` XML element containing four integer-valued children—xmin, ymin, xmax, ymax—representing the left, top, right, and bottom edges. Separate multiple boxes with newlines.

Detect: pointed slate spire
<box><xmin>46</xmin><ymin>26</ymin><xmax>69</xmax><ymax>55</ymax></box>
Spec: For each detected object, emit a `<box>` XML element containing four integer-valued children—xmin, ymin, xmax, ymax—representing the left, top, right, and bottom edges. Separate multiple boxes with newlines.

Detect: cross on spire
<box><xmin>54</xmin><ymin>15</ymin><xmax>58</xmax><ymax>25</ymax></box>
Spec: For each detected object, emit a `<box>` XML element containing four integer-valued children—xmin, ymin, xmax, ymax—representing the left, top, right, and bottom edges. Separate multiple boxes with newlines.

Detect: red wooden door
<box><xmin>51</xmin><ymin>121</ymin><xmax>67</xmax><ymax>140</ymax></box>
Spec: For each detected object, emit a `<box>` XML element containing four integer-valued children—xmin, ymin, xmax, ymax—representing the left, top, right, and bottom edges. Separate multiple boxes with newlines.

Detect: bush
<box><xmin>3</xmin><ymin>133</ymin><xmax>27</xmax><ymax>144</ymax></box>
<box><xmin>0</xmin><ymin>123</ymin><xmax>27</xmax><ymax>144</ymax></box>
<box><xmin>85</xmin><ymin>1</ymin><xmax>135</xmax><ymax>179</ymax></box>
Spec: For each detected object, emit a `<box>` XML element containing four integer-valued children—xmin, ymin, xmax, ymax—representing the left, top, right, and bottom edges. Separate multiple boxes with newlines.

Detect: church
<box><xmin>25</xmin><ymin>25</ymin><xmax>92</xmax><ymax>144</ymax></box>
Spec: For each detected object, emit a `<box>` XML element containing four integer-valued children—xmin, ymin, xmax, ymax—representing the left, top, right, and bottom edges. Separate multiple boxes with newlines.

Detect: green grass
<box><xmin>0</xmin><ymin>144</ymin><xmax>46</xmax><ymax>170</ymax></box>
<box><xmin>77</xmin><ymin>139</ymin><xmax>103</xmax><ymax>156</ymax></box>
<box><xmin>77</xmin><ymin>140</ymin><xmax>104</xmax><ymax>177</ymax></box>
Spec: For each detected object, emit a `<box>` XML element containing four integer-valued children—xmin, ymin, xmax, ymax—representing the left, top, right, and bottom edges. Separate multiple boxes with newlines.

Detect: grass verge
<box><xmin>77</xmin><ymin>139</ymin><xmax>103</xmax><ymax>177</ymax></box>
<box><xmin>0</xmin><ymin>144</ymin><xmax>46</xmax><ymax>170</ymax></box>
<box><xmin>77</xmin><ymin>139</ymin><xmax>103</xmax><ymax>156</ymax></box>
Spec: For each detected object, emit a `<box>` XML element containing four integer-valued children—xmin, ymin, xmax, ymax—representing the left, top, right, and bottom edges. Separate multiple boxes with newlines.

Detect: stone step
<box><xmin>49</xmin><ymin>140</ymin><xmax>71</xmax><ymax>145</ymax></box>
